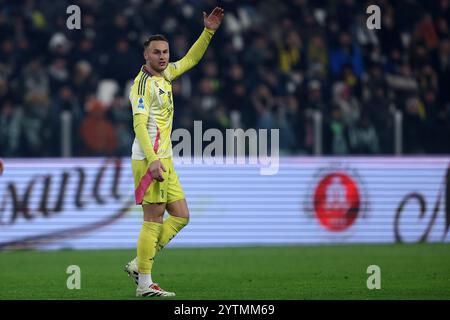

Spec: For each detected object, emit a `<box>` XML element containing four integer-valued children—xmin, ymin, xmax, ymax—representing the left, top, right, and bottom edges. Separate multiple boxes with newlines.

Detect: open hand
<box><xmin>203</xmin><ymin>7</ymin><xmax>224</xmax><ymax>30</ymax></box>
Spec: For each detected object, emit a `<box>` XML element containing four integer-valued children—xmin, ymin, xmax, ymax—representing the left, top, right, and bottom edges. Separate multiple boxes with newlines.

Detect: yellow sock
<box><xmin>157</xmin><ymin>215</ymin><xmax>189</xmax><ymax>251</ymax></box>
<box><xmin>137</xmin><ymin>221</ymin><xmax>162</xmax><ymax>274</ymax></box>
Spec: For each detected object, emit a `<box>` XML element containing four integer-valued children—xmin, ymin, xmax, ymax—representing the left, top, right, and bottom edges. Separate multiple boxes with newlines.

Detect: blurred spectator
<box><xmin>277</xmin><ymin>30</ymin><xmax>303</xmax><ymax>74</ymax></box>
<box><xmin>364</xmin><ymin>87</ymin><xmax>394</xmax><ymax>154</ymax></box>
<box><xmin>251</xmin><ymin>84</ymin><xmax>276</xmax><ymax>130</ymax></box>
<box><xmin>305</xmin><ymin>80</ymin><xmax>326</xmax><ymax>112</ymax></box>
<box><xmin>192</xmin><ymin>78</ymin><xmax>220</xmax><ymax>129</ymax></box>
<box><xmin>332</xmin><ymin>82</ymin><xmax>360</xmax><ymax>126</ymax></box>
<box><xmin>416</xmin><ymin>14</ymin><xmax>439</xmax><ymax>49</ymax></box>
<box><xmin>0</xmin><ymin>38</ymin><xmax>17</xmax><ymax>79</ymax></box>
<box><xmin>222</xmin><ymin>63</ymin><xmax>254</xmax><ymax>127</ymax></box>
<box><xmin>403</xmin><ymin>97</ymin><xmax>427</xmax><ymax>154</ymax></box>
<box><xmin>21</xmin><ymin>91</ymin><xmax>56</xmax><ymax>156</ymax></box>
<box><xmin>48</xmin><ymin>32</ymin><xmax>71</xmax><ymax>59</ymax></box>
<box><xmin>244</xmin><ymin>34</ymin><xmax>275</xmax><ymax>69</ymax></box>
<box><xmin>325</xmin><ymin>108</ymin><xmax>349</xmax><ymax>155</ymax></box>
<box><xmin>52</xmin><ymin>86</ymin><xmax>83</xmax><ymax>155</ymax></box>
<box><xmin>306</xmin><ymin>35</ymin><xmax>328</xmax><ymax>81</ymax></box>
<box><xmin>436</xmin><ymin>39</ymin><xmax>450</xmax><ymax>104</ymax></box>
<box><xmin>19</xmin><ymin>58</ymin><xmax>49</xmax><ymax>97</ymax></box>
<box><xmin>362</xmin><ymin>64</ymin><xmax>387</xmax><ymax>101</ymax></box>
<box><xmin>423</xmin><ymin>90</ymin><xmax>450</xmax><ymax>153</ymax></box>
<box><xmin>79</xmin><ymin>97</ymin><xmax>117</xmax><ymax>156</ymax></box>
<box><xmin>277</xmin><ymin>95</ymin><xmax>305</xmax><ymax>153</ymax></box>
<box><xmin>213</xmin><ymin>102</ymin><xmax>231</xmax><ymax>130</ymax></box>
<box><xmin>48</xmin><ymin>58</ymin><xmax>69</xmax><ymax>92</ymax></box>
<box><xmin>105</xmin><ymin>38</ymin><xmax>140</xmax><ymax>87</ymax></box>
<box><xmin>0</xmin><ymin>101</ymin><xmax>22</xmax><ymax>156</ymax></box>
<box><xmin>72</xmin><ymin>37</ymin><xmax>101</xmax><ymax>72</ymax></box>
<box><xmin>348</xmin><ymin>114</ymin><xmax>380</xmax><ymax>154</ymax></box>
<box><xmin>109</xmin><ymin>94</ymin><xmax>134</xmax><ymax>157</ymax></box>
<box><xmin>330</xmin><ymin>32</ymin><xmax>364</xmax><ymax>78</ymax></box>
<box><xmin>72</xmin><ymin>60</ymin><xmax>98</xmax><ymax>106</ymax></box>
<box><xmin>386</xmin><ymin>63</ymin><xmax>419</xmax><ymax>106</ymax></box>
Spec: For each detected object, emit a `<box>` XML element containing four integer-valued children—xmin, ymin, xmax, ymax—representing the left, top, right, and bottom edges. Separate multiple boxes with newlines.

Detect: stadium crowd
<box><xmin>0</xmin><ymin>0</ymin><xmax>449</xmax><ymax>157</ymax></box>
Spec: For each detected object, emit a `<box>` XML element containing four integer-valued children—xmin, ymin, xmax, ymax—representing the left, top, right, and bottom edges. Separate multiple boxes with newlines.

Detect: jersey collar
<box><xmin>141</xmin><ymin>65</ymin><xmax>153</xmax><ymax>76</ymax></box>
<box><xmin>142</xmin><ymin>65</ymin><xmax>168</xmax><ymax>81</ymax></box>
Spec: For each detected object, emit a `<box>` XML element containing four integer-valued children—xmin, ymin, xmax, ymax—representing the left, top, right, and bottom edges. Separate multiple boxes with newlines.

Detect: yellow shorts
<box><xmin>132</xmin><ymin>157</ymin><xmax>185</xmax><ymax>204</ymax></box>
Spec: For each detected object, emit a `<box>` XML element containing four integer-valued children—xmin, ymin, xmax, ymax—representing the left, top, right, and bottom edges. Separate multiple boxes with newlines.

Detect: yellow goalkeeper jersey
<box><xmin>129</xmin><ymin>27</ymin><xmax>215</xmax><ymax>160</ymax></box>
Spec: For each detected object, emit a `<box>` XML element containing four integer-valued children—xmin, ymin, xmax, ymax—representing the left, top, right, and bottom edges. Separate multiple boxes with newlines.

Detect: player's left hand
<box><xmin>203</xmin><ymin>7</ymin><xmax>224</xmax><ymax>30</ymax></box>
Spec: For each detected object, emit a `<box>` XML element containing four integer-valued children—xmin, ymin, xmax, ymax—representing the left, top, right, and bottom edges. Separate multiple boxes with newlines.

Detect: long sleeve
<box><xmin>133</xmin><ymin>113</ymin><xmax>159</xmax><ymax>163</ymax></box>
<box><xmin>164</xmin><ymin>28</ymin><xmax>215</xmax><ymax>81</ymax></box>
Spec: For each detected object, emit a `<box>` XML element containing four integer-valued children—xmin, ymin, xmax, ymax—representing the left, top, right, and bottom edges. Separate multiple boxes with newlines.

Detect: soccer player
<box><xmin>124</xmin><ymin>7</ymin><xmax>224</xmax><ymax>297</ymax></box>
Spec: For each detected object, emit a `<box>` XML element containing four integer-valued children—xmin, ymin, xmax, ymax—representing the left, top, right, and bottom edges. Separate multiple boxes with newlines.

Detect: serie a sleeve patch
<box><xmin>137</xmin><ymin>97</ymin><xmax>145</xmax><ymax>110</ymax></box>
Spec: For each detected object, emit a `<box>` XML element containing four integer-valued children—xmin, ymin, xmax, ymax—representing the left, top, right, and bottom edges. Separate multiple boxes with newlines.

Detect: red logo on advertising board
<box><xmin>313</xmin><ymin>172</ymin><xmax>360</xmax><ymax>231</ymax></box>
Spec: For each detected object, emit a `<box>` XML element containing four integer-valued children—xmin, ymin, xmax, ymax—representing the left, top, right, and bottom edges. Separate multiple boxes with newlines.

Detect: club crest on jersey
<box><xmin>137</xmin><ymin>97</ymin><xmax>145</xmax><ymax>109</ymax></box>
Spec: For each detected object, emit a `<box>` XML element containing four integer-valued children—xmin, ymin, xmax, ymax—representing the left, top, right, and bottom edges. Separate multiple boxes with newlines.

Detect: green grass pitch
<box><xmin>1</xmin><ymin>244</ymin><xmax>449</xmax><ymax>300</ymax></box>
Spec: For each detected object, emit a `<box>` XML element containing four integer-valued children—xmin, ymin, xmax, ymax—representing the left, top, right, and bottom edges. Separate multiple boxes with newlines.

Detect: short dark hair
<box><xmin>144</xmin><ymin>35</ymin><xmax>168</xmax><ymax>49</ymax></box>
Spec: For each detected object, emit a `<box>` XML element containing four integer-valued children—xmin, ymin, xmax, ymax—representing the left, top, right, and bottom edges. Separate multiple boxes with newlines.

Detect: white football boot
<box><xmin>136</xmin><ymin>283</ymin><xmax>176</xmax><ymax>297</ymax></box>
<box><xmin>124</xmin><ymin>258</ymin><xmax>139</xmax><ymax>285</ymax></box>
